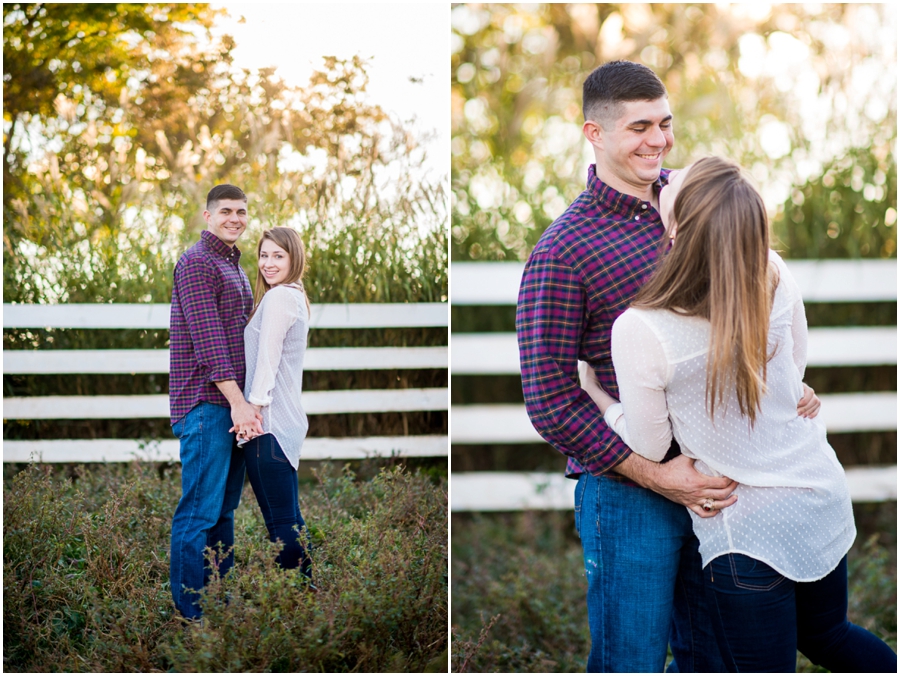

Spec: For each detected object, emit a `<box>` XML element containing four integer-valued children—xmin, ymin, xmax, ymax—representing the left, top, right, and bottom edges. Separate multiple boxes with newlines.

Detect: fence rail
<box><xmin>450</xmin><ymin>467</ymin><xmax>899</xmax><ymax>511</ymax></box>
<box><xmin>450</xmin><ymin>259</ymin><xmax>898</xmax><ymax>509</ymax></box>
<box><xmin>450</xmin><ymin>260</ymin><xmax>897</xmax><ymax>304</ymax></box>
<box><xmin>3</xmin><ymin>302</ymin><xmax>449</xmax><ymax>329</ymax></box>
<box><xmin>3</xmin><ymin>302</ymin><xmax>448</xmax><ymax>464</ymax></box>
<box><xmin>3</xmin><ymin>347</ymin><xmax>448</xmax><ymax>374</ymax></box>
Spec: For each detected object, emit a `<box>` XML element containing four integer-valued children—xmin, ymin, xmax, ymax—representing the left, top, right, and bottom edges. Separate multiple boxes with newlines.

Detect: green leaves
<box><xmin>451</xmin><ymin>4</ymin><xmax>897</xmax><ymax>262</ymax></box>
<box><xmin>5</xmin><ymin>12</ymin><xmax>446</xmax><ymax>306</ymax></box>
<box><xmin>4</xmin><ymin>462</ymin><xmax>447</xmax><ymax>672</ymax></box>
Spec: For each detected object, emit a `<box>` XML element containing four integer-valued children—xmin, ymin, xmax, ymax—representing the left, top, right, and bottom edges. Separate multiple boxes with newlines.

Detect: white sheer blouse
<box><xmin>604</xmin><ymin>251</ymin><xmax>855</xmax><ymax>582</ymax></box>
<box><xmin>243</xmin><ymin>284</ymin><xmax>309</xmax><ymax>469</ymax></box>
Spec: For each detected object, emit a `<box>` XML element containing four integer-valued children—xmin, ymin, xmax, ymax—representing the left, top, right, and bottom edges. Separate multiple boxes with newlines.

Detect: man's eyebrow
<box><xmin>627</xmin><ymin>114</ymin><xmax>673</xmax><ymax>126</ymax></box>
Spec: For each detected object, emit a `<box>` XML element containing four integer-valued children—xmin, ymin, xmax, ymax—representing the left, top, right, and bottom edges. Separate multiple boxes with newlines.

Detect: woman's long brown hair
<box><xmin>248</xmin><ymin>227</ymin><xmax>310</xmax><ymax>323</ymax></box>
<box><xmin>633</xmin><ymin>156</ymin><xmax>776</xmax><ymax>424</ymax></box>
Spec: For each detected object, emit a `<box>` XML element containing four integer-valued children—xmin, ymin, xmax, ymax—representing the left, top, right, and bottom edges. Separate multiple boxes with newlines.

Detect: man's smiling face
<box><xmin>204</xmin><ymin>198</ymin><xmax>248</xmax><ymax>247</ymax></box>
<box><xmin>594</xmin><ymin>97</ymin><xmax>674</xmax><ymax>197</ymax></box>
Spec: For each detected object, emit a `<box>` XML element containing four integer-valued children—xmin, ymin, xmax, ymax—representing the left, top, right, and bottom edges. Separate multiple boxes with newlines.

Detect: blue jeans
<box><xmin>170</xmin><ymin>402</ymin><xmax>246</xmax><ymax>619</ymax></box>
<box><xmin>243</xmin><ymin>433</ymin><xmax>312</xmax><ymax>577</ymax></box>
<box><xmin>575</xmin><ymin>472</ymin><xmax>725</xmax><ymax>673</ymax></box>
<box><xmin>705</xmin><ymin>553</ymin><xmax>897</xmax><ymax>672</ymax></box>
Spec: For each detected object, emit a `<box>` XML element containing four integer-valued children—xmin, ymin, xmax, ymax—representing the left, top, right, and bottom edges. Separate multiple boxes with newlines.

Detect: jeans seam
<box><xmin>574</xmin><ymin>475</ymin><xmax>585</xmax><ymax>537</ymax></box>
<box><xmin>709</xmin><ymin>579</ymin><xmax>739</xmax><ymax>670</ymax></box>
<box><xmin>676</xmin><ymin>571</ymin><xmax>696</xmax><ymax>668</ymax></box>
<box><xmin>257</xmin><ymin>436</ymin><xmax>277</xmax><ymax>530</ymax></box>
<box><xmin>175</xmin><ymin>403</ymin><xmax>205</xmax><ymax>607</ymax></box>
<box><xmin>595</xmin><ymin>476</ymin><xmax>609</xmax><ymax>673</ymax></box>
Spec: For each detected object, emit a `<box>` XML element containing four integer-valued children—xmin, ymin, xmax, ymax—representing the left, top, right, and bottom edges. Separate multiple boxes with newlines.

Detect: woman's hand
<box><xmin>230</xmin><ymin>404</ymin><xmax>265</xmax><ymax>442</ymax></box>
<box><xmin>578</xmin><ymin>360</ymin><xmax>619</xmax><ymax>414</ymax></box>
<box><xmin>797</xmin><ymin>383</ymin><xmax>821</xmax><ymax>418</ymax></box>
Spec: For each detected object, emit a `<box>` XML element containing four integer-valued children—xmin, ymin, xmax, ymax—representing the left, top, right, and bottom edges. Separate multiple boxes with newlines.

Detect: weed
<box><xmin>4</xmin><ymin>462</ymin><xmax>447</xmax><ymax>672</ymax></box>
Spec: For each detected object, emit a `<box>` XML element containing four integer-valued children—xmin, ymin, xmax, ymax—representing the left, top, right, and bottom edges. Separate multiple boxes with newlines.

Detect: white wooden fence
<box><xmin>3</xmin><ymin>303</ymin><xmax>448</xmax><ymax>463</ymax></box>
<box><xmin>450</xmin><ymin>260</ymin><xmax>898</xmax><ymax>510</ymax></box>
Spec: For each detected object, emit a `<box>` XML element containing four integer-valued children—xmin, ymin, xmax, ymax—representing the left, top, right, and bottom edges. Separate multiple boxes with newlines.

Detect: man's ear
<box><xmin>583</xmin><ymin>119</ymin><xmax>603</xmax><ymax>151</ymax></box>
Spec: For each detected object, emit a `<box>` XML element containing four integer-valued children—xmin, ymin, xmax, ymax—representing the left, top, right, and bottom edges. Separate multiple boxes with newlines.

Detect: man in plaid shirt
<box><xmin>516</xmin><ymin>61</ymin><xmax>734</xmax><ymax>672</ymax></box>
<box><xmin>168</xmin><ymin>184</ymin><xmax>262</xmax><ymax>621</ymax></box>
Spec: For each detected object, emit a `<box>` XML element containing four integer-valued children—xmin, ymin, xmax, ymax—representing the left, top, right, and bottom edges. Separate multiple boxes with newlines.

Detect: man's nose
<box><xmin>647</xmin><ymin>125</ymin><xmax>667</xmax><ymax>148</ymax></box>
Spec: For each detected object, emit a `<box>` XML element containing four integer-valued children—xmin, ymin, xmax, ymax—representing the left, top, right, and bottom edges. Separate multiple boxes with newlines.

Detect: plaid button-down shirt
<box><xmin>169</xmin><ymin>229</ymin><xmax>253</xmax><ymax>423</ymax></box>
<box><xmin>516</xmin><ymin>164</ymin><xmax>673</xmax><ymax>478</ymax></box>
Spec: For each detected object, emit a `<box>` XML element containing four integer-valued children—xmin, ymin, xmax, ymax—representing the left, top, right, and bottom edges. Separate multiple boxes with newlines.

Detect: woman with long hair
<box><xmin>233</xmin><ymin>226</ymin><xmax>314</xmax><ymax>583</ymax></box>
<box><xmin>579</xmin><ymin>157</ymin><xmax>896</xmax><ymax>672</ymax></box>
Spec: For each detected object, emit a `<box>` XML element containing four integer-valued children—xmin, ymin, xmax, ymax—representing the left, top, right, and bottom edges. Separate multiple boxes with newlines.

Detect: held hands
<box><xmin>228</xmin><ymin>400</ymin><xmax>264</xmax><ymax>443</ymax></box>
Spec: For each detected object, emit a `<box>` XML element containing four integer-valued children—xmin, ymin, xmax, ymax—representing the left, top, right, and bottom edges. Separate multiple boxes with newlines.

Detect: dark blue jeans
<box><xmin>705</xmin><ymin>553</ymin><xmax>897</xmax><ymax>672</ymax></box>
<box><xmin>170</xmin><ymin>402</ymin><xmax>246</xmax><ymax>620</ymax></box>
<box><xmin>244</xmin><ymin>433</ymin><xmax>312</xmax><ymax>578</ymax></box>
<box><xmin>575</xmin><ymin>472</ymin><xmax>725</xmax><ymax>673</ymax></box>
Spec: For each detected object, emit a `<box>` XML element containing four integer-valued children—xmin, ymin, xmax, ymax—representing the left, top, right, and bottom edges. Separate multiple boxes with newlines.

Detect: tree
<box><xmin>3</xmin><ymin>6</ymin><xmax>446</xmax><ymax>305</ymax></box>
<box><xmin>2</xmin><ymin>3</ymin><xmax>229</xmax><ymax>206</ymax></box>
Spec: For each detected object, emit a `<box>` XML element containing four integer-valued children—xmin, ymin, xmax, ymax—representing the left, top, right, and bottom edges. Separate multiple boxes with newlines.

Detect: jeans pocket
<box><xmin>727</xmin><ymin>553</ymin><xmax>787</xmax><ymax>591</ymax></box>
<box><xmin>268</xmin><ymin>435</ymin><xmax>290</xmax><ymax>465</ymax></box>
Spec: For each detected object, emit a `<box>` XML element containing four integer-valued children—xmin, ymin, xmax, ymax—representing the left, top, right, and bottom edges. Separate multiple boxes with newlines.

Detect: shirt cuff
<box><xmin>248</xmin><ymin>393</ymin><xmax>272</xmax><ymax>407</ymax></box>
<box><xmin>208</xmin><ymin>368</ymin><xmax>238</xmax><ymax>383</ymax></box>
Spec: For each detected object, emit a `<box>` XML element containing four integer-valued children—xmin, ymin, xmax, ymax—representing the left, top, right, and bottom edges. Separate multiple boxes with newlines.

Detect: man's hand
<box><xmin>616</xmin><ymin>453</ymin><xmax>738</xmax><ymax>518</ymax></box>
<box><xmin>229</xmin><ymin>399</ymin><xmax>263</xmax><ymax>440</ymax></box>
<box><xmin>797</xmin><ymin>382</ymin><xmax>821</xmax><ymax>418</ymax></box>
<box><xmin>215</xmin><ymin>379</ymin><xmax>264</xmax><ymax>441</ymax></box>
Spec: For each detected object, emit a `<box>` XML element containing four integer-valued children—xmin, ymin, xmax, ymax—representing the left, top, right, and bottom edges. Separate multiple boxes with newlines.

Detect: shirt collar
<box><xmin>586</xmin><ymin>164</ymin><xmax>671</xmax><ymax>213</ymax></box>
<box><xmin>201</xmin><ymin>229</ymin><xmax>243</xmax><ymax>262</ymax></box>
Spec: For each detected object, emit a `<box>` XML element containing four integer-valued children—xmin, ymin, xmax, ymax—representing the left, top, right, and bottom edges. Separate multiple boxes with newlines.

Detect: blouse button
<box><xmin>641</xmin><ymin>203</ymin><xmax>648</xmax><ymax>210</ymax></box>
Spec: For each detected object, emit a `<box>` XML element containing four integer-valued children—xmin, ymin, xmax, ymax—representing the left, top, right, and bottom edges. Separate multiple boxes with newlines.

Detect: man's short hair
<box><xmin>583</xmin><ymin>60</ymin><xmax>668</xmax><ymax>129</ymax></box>
<box><xmin>206</xmin><ymin>184</ymin><xmax>247</xmax><ymax>212</ymax></box>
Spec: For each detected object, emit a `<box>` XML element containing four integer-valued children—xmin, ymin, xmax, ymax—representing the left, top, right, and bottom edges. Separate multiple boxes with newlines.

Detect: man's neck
<box><xmin>206</xmin><ymin>229</ymin><xmax>236</xmax><ymax>249</ymax></box>
<box><xmin>593</xmin><ymin>163</ymin><xmax>657</xmax><ymax>205</ymax></box>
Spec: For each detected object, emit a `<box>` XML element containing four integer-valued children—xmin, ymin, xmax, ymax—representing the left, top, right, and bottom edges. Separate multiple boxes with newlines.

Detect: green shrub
<box><xmin>4</xmin><ymin>462</ymin><xmax>447</xmax><ymax>672</ymax></box>
<box><xmin>450</xmin><ymin>510</ymin><xmax>897</xmax><ymax>673</ymax></box>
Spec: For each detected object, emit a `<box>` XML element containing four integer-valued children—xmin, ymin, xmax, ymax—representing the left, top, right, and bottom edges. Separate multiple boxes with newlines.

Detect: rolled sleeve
<box><xmin>516</xmin><ymin>250</ymin><xmax>633</xmax><ymax>476</ymax></box>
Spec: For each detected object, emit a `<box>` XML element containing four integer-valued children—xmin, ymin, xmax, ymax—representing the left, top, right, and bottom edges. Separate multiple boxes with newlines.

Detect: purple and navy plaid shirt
<box><xmin>169</xmin><ymin>229</ymin><xmax>253</xmax><ymax>424</ymax></box>
<box><xmin>516</xmin><ymin>164</ymin><xmax>673</xmax><ymax>479</ymax></box>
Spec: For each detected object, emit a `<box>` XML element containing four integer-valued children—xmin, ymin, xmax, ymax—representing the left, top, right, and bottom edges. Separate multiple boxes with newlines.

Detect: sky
<box><xmin>212</xmin><ymin>2</ymin><xmax>449</xmax><ymax>179</ymax></box>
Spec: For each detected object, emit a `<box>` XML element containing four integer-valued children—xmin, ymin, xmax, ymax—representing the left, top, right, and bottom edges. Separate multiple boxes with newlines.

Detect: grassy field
<box><xmin>4</xmin><ymin>460</ymin><xmax>448</xmax><ymax>673</ymax></box>
<box><xmin>450</xmin><ymin>504</ymin><xmax>897</xmax><ymax>673</ymax></box>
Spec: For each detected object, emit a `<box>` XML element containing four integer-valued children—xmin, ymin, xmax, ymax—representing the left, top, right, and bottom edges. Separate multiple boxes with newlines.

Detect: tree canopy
<box><xmin>3</xmin><ymin>3</ymin><xmax>446</xmax><ymax>305</ymax></box>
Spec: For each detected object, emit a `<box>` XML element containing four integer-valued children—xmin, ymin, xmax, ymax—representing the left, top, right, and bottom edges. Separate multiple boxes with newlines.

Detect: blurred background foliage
<box><xmin>450</xmin><ymin>3</ymin><xmax>896</xmax><ymax>262</ymax></box>
<box><xmin>3</xmin><ymin>2</ymin><xmax>447</xmax><ymax>457</ymax></box>
<box><xmin>4</xmin><ymin>3</ymin><xmax>447</xmax><ymax>306</ymax></box>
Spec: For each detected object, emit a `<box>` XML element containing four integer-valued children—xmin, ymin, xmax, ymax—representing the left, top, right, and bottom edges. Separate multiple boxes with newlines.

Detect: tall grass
<box><xmin>4</xmin><ymin>461</ymin><xmax>448</xmax><ymax>672</ymax></box>
<box><xmin>450</xmin><ymin>508</ymin><xmax>896</xmax><ymax>673</ymax></box>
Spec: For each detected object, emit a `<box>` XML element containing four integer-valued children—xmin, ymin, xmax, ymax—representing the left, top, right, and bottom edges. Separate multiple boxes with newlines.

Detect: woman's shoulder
<box><xmin>767</xmin><ymin>249</ymin><xmax>802</xmax><ymax>301</ymax></box>
<box><xmin>612</xmin><ymin>307</ymin><xmax>659</xmax><ymax>336</ymax></box>
<box><xmin>768</xmin><ymin>248</ymin><xmax>788</xmax><ymax>272</ymax></box>
<box><xmin>263</xmin><ymin>283</ymin><xmax>305</xmax><ymax>301</ymax></box>
<box><xmin>258</xmin><ymin>284</ymin><xmax>306</xmax><ymax>315</ymax></box>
